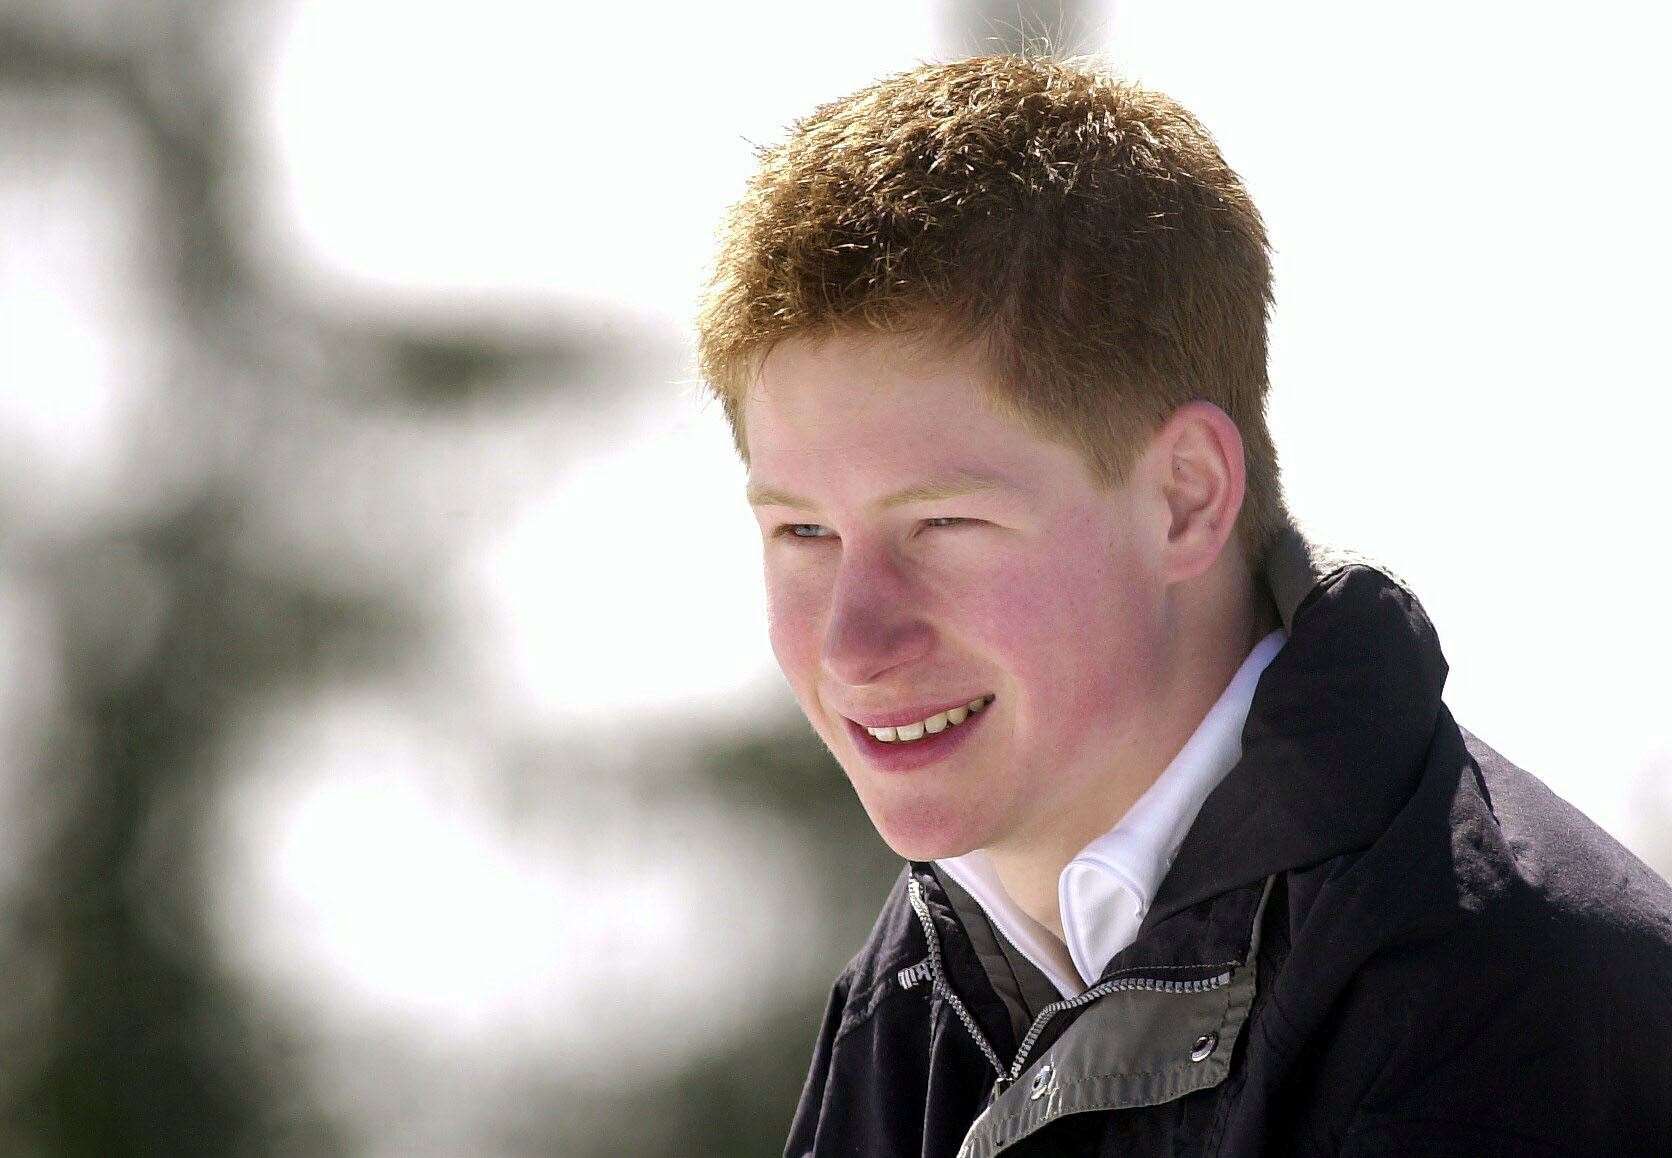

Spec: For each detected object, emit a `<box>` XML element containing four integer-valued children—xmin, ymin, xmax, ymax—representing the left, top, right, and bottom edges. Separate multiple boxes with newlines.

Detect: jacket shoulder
<box><xmin>1462</xmin><ymin>725</ymin><xmax>1672</xmax><ymax>956</ymax></box>
<box><xmin>1309</xmin><ymin>728</ymin><xmax>1672</xmax><ymax>1153</ymax></box>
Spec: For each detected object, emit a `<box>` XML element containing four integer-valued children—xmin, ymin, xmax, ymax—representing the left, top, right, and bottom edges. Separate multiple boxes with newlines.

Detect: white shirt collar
<box><xmin>935</xmin><ymin>627</ymin><xmax>1288</xmax><ymax>998</ymax></box>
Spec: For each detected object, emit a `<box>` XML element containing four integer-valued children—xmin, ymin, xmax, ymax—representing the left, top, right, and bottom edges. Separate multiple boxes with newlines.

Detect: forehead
<box><xmin>743</xmin><ymin>331</ymin><xmax>1070</xmax><ymax>493</ymax></box>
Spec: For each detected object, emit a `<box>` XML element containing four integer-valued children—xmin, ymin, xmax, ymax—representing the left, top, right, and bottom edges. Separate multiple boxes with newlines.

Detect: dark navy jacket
<box><xmin>785</xmin><ymin>527</ymin><xmax>1672</xmax><ymax>1156</ymax></box>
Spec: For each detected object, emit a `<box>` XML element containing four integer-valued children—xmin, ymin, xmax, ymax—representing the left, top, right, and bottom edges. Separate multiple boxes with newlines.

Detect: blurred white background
<box><xmin>2</xmin><ymin>1</ymin><xmax>1668</xmax><ymax>1154</ymax></box>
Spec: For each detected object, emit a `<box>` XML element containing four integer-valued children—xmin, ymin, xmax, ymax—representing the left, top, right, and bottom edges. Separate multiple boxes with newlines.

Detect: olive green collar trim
<box><xmin>955</xmin><ymin>874</ymin><xmax>1278</xmax><ymax>1158</ymax></box>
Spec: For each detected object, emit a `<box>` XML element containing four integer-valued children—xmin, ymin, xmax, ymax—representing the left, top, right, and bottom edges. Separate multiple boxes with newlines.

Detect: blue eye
<box><xmin>774</xmin><ymin>518</ymin><xmax>969</xmax><ymax>540</ymax></box>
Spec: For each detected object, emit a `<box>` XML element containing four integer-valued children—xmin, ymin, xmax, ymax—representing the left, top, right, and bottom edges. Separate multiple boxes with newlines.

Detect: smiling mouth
<box><xmin>843</xmin><ymin>695</ymin><xmax>994</xmax><ymax>771</ymax></box>
<box><xmin>848</xmin><ymin>694</ymin><xmax>996</xmax><ymax>741</ymax></box>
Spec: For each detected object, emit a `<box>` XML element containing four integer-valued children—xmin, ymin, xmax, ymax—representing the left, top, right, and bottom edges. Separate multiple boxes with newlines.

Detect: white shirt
<box><xmin>935</xmin><ymin>628</ymin><xmax>1288</xmax><ymax>998</ymax></box>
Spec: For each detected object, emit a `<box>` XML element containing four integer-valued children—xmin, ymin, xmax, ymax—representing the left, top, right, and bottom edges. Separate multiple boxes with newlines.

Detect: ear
<box><xmin>1142</xmin><ymin>400</ymin><xmax>1247</xmax><ymax>586</ymax></box>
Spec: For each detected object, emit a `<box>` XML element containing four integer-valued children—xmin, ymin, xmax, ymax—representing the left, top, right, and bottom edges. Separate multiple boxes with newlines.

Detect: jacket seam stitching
<box><xmin>1098</xmin><ymin>959</ymin><xmax>1239</xmax><ymax>977</ymax></box>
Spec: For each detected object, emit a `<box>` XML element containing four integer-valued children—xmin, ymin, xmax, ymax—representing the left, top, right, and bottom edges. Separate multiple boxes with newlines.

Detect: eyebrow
<box><xmin>745</xmin><ymin>469</ymin><xmax>1022</xmax><ymax>512</ymax></box>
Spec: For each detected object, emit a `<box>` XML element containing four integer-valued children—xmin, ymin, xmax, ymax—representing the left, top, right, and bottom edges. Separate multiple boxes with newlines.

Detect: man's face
<box><xmin>744</xmin><ymin>330</ymin><xmax>1175</xmax><ymax>863</ymax></box>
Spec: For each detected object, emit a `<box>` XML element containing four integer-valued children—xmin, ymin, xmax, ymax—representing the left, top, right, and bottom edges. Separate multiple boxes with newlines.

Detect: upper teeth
<box><xmin>865</xmin><ymin>695</ymin><xmax>993</xmax><ymax>742</ymax></box>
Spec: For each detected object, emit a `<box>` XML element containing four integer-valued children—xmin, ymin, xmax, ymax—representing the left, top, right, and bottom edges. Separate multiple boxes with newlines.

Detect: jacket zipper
<box><xmin>906</xmin><ymin>876</ymin><xmax>1233</xmax><ymax>1104</ymax></box>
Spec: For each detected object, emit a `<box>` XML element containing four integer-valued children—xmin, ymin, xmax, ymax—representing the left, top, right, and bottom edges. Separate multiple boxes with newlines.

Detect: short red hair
<box><xmin>697</xmin><ymin>53</ymin><xmax>1290</xmax><ymax>571</ymax></box>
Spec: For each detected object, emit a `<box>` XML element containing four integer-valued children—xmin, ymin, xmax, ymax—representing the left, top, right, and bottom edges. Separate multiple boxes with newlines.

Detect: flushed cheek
<box><xmin>764</xmin><ymin>580</ymin><xmax>824</xmax><ymax>689</ymax></box>
<box><xmin>961</xmin><ymin>552</ymin><xmax>1160</xmax><ymax>741</ymax></box>
<box><xmin>958</xmin><ymin>548</ymin><xmax>1134</xmax><ymax>673</ymax></box>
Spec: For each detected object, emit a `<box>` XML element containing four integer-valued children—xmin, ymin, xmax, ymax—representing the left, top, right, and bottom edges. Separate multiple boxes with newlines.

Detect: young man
<box><xmin>696</xmin><ymin>54</ymin><xmax>1672</xmax><ymax>1156</ymax></box>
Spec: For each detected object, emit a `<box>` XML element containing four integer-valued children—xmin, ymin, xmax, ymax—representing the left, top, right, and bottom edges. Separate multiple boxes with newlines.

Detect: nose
<box><xmin>819</xmin><ymin>550</ymin><xmax>933</xmax><ymax>689</ymax></box>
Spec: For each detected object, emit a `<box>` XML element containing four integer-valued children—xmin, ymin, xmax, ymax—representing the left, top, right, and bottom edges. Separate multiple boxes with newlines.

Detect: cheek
<box><xmin>961</xmin><ymin>539</ymin><xmax>1160</xmax><ymax>716</ymax></box>
<box><xmin>763</xmin><ymin>571</ymin><xmax>824</xmax><ymax>686</ymax></box>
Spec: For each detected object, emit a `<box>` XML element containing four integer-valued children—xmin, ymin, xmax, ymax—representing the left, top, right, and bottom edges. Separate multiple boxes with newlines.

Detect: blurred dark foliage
<box><xmin>0</xmin><ymin>3</ymin><xmax>898</xmax><ymax>1154</ymax></box>
<box><xmin>675</xmin><ymin>720</ymin><xmax>905</xmax><ymax>1155</ymax></box>
<box><xmin>0</xmin><ymin>2</ymin><xmax>1110</xmax><ymax>1154</ymax></box>
<box><xmin>0</xmin><ymin>7</ymin><xmax>439</xmax><ymax>1147</ymax></box>
<box><xmin>9</xmin><ymin>497</ymin><xmax>418</xmax><ymax>1157</ymax></box>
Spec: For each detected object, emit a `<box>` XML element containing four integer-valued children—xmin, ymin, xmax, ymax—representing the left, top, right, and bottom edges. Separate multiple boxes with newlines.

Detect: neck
<box><xmin>983</xmin><ymin>567</ymin><xmax>1278</xmax><ymax>942</ymax></box>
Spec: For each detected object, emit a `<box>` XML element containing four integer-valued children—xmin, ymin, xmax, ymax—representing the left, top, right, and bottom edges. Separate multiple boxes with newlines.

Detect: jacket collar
<box><xmin>1141</xmin><ymin>519</ymin><xmax>1449</xmax><ymax>930</ymax></box>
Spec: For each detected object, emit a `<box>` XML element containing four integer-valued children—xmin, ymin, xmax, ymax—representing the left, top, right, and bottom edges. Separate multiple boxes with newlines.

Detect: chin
<box><xmin>865</xmin><ymin>797</ymin><xmax>989</xmax><ymax>863</ymax></box>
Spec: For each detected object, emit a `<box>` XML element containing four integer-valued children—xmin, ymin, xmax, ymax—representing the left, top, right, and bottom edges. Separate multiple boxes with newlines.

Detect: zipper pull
<box><xmin>989</xmin><ymin>1074</ymin><xmax>1012</xmax><ymax>1105</ymax></box>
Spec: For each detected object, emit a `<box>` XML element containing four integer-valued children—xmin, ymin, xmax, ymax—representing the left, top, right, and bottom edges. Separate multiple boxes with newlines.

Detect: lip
<box><xmin>843</xmin><ymin>699</ymin><xmax>993</xmax><ymax>774</ymax></box>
